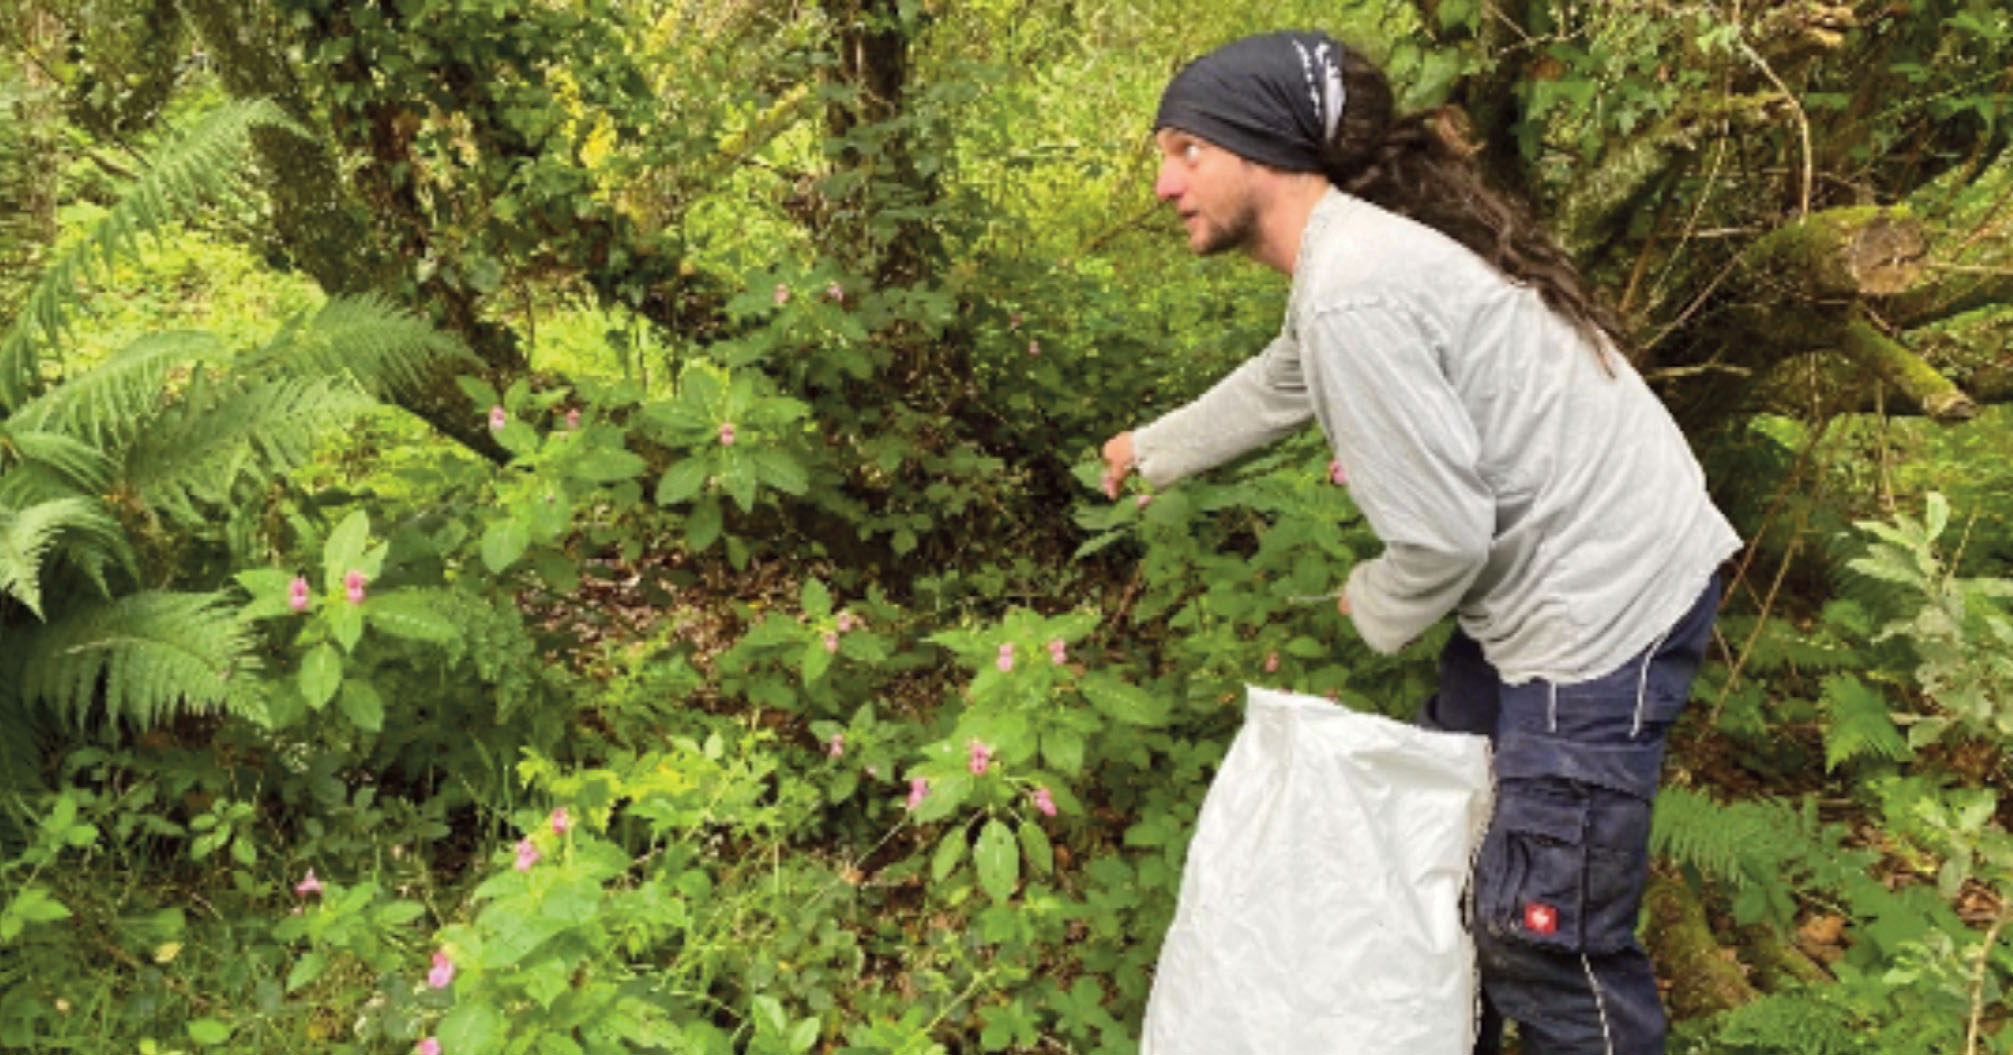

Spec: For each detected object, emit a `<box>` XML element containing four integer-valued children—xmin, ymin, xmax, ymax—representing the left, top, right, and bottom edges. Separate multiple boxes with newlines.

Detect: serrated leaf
<box><xmin>571</xmin><ymin>446</ymin><xmax>647</xmax><ymax>483</ymax></box>
<box><xmin>366</xmin><ymin>592</ymin><xmax>460</xmax><ymax>643</ymax></box>
<box><xmin>655</xmin><ymin>458</ymin><xmax>709</xmax><ymax>506</ymax></box>
<box><xmin>1079</xmin><ymin>672</ymin><xmax>1167</xmax><ymax>726</ymax></box>
<box><xmin>456</xmin><ymin>375</ymin><xmax>500</xmax><ymax>410</ymax></box>
<box><xmin>322</xmin><ymin>510</ymin><xmax>370</xmax><ymax>592</ymax></box>
<box><xmin>1018</xmin><ymin>820</ymin><xmax>1054</xmax><ymax>876</ymax></box>
<box><xmin>931</xmin><ymin>826</ymin><xmax>968</xmax><ymax>881</ymax></box>
<box><xmin>285</xmin><ymin>951</ymin><xmax>328</xmax><ymax>993</ymax></box>
<box><xmin>752</xmin><ymin>448</ymin><xmax>809</xmax><ymax>495</ymax></box>
<box><xmin>974</xmin><ymin>819</ymin><xmax>1019</xmax><ymax>903</ymax></box>
<box><xmin>482</xmin><ymin>517</ymin><xmax>530</xmax><ymax>572</ymax></box>
<box><xmin>801</xmin><ymin>579</ymin><xmax>832</xmax><ymax>619</ymax></box>
<box><xmin>330</xmin><ymin>601</ymin><xmax>365</xmax><ymax>653</ymax></box>
<box><xmin>299</xmin><ymin>644</ymin><xmax>341</xmax><ymax>708</ymax></box>
<box><xmin>686</xmin><ymin>496</ymin><xmax>723</xmax><ymax>551</ymax></box>
<box><xmin>1041</xmin><ymin>728</ymin><xmax>1085</xmax><ymax>775</ymax></box>
<box><xmin>337</xmin><ymin>679</ymin><xmax>385</xmax><ymax>732</ymax></box>
<box><xmin>439</xmin><ymin>1000</ymin><xmax>505</xmax><ymax>1053</ymax></box>
<box><xmin>801</xmin><ymin>639</ymin><xmax>834</xmax><ymax>683</ymax></box>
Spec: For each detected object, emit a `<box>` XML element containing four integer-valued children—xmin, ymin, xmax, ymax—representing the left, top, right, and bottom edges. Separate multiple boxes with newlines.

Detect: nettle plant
<box><xmin>236</xmin><ymin>510</ymin><xmax>460</xmax><ymax>732</ymax></box>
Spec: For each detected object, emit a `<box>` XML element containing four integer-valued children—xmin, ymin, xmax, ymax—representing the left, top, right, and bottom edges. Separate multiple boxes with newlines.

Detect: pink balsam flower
<box><xmin>427</xmin><ymin>950</ymin><xmax>455</xmax><ymax>989</ymax></box>
<box><xmin>343</xmin><ymin>570</ymin><xmax>367</xmax><ymax>605</ymax></box>
<box><xmin>1031</xmin><ymin>787</ymin><xmax>1057</xmax><ymax>818</ymax></box>
<box><xmin>995</xmin><ymin>643</ymin><xmax>1014</xmax><ymax>673</ymax></box>
<box><xmin>825</xmin><ymin>282</ymin><xmax>845</xmax><ymax>302</ymax></box>
<box><xmin>1028</xmin><ymin>339</ymin><xmax>1040</xmax><ymax>357</ymax></box>
<box><xmin>718</xmin><ymin>422</ymin><xmax>736</xmax><ymax>446</ymax></box>
<box><xmin>294</xmin><ymin>869</ymin><xmax>323</xmax><ymax>898</ymax></box>
<box><xmin>773</xmin><ymin>283</ymin><xmax>790</xmax><ymax>306</ymax></box>
<box><xmin>835</xmin><ymin>612</ymin><xmax>857</xmax><ymax>633</ymax></box>
<box><xmin>565</xmin><ymin>407</ymin><xmax>581</xmax><ymax>430</ymax></box>
<box><xmin>968</xmin><ymin>740</ymin><xmax>992</xmax><ymax>776</ymax></box>
<box><xmin>514</xmin><ymin>836</ymin><xmax>541</xmax><ymax>872</ymax></box>
<box><xmin>1135</xmin><ymin>494</ymin><xmax>1152</xmax><ymax>510</ymax></box>
<box><xmin>417</xmin><ymin>1038</ymin><xmax>442</xmax><ymax>1055</ymax></box>
<box><xmin>822</xmin><ymin>630</ymin><xmax>840</xmax><ymax>654</ymax></box>
<box><xmin>1264</xmin><ymin>652</ymin><xmax>1280</xmax><ymax>673</ymax></box>
<box><xmin>1047</xmin><ymin>639</ymin><xmax>1067</xmax><ymax>665</ymax></box>
<box><xmin>1328</xmin><ymin>459</ymin><xmax>1347</xmax><ymax>486</ymax></box>
<box><xmin>827</xmin><ymin>733</ymin><xmax>845</xmax><ymax>758</ymax></box>
<box><xmin>550</xmin><ymin>807</ymin><xmax>571</xmax><ymax>836</ymax></box>
<box><xmin>905</xmin><ymin>777</ymin><xmax>929</xmax><ymax>811</ymax></box>
<box><xmin>488</xmin><ymin>406</ymin><xmax>507</xmax><ymax>431</ymax></box>
<box><xmin>287</xmin><ymin>576</ymin><xmax>311</xmax><ymax>612</ymax></box>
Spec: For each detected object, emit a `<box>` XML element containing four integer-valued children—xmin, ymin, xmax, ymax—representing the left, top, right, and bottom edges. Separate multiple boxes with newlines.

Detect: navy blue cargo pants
<box><xmin>1421</xmin><ymin>577</ymin><xmax>1720</xmax><ymax>1055</ymax></box>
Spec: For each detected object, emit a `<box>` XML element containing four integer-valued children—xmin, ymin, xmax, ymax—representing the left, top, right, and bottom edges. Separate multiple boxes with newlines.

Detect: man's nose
<box><xmin>1154</xmin><ymin>162</ymin><xmax>1184</xmax><ymax>202</ymax></box>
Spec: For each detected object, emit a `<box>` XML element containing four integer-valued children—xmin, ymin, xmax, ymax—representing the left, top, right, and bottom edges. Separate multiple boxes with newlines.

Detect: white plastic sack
<box><xmin>1140</xmin><ymin>685</ymin><xmax>1494</xmax><ymax>1055</ymax></box>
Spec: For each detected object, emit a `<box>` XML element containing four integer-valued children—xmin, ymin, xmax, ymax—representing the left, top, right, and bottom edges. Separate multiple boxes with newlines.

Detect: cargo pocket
<box><xmin>1581</xmin><ymin>787</ymin><xmax>1655</xmax><ymax>954</ymax></box>
<box><xmin>1475</xmin><ymin>782</ymin><xmax>1588</xmax><ymax>953</ymax></box>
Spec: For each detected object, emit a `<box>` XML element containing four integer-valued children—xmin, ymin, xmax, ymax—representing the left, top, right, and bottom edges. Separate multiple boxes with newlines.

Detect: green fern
<box><xmin>122</xmin><ymin>375</ymin><xmax>375</xmax><ymax>528</ymax></box>
<box><xmin>0</xmin><ymin>98</ymin><xmax>300</xmax><ymax>409</ymax></box>
<box><xmin>14</xmin><ymin>591</ymin><xmax>256</xmax><ymax>729</ymax></box>
<box><xmin>7</xmin><ymin>331</ymin><xmax>227</xmax><ymax>451</ymax></box>
<box><xmin>0</xmin><ymin>498</ymin><xmax>123</xmax><ymax>620</ymax></box>
<box><xmin>246</xmin><ymin>294</ymin><xmax>470</xmax><ymax>397</ymax></box>
<box><xmin>1652</xmin><ymin>785</ymin><xmax>1807</xmax><ymax>889</ymax></box>
<box><xmin>1820</xmin><ymin>674</ymin><xmax>1913</xmax><ymax>771</ymax></box>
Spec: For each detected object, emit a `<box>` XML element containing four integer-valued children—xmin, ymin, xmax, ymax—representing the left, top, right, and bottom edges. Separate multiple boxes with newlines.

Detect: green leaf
<box><xmin>1080</xmin><ymin>673</ymin><xmax>1168</xmax><ymax>726</ymax></box>
<box><xmin>801</xmin><ymin>638</ymin><xmax>834</xmax><ymax>683</ymax></box>
<box><xmin>299</xmin><ymin>644</ymin><xmax>342</xmax><ymax>708</ymax></box>
<box><xmin>571</xmin><ymin>446</ymin><xmax>647</xmax><ymax>483</ymax></box>
<box><xmin>751</xmin><ymin>447</ymin><xmax>809</xmax><ymax>495</ymax></box>
<box><xmin>4</xmin><ymin>886</ymin><xmax>72</xmax><ymax>927</ymax></box>
<box><xmin>330</xmin><ymin>601</ymin><xmax>365</xmax><ymax>653</ymax></box>
<box><xmin>931</xmin><ymin>826</ymin><xmax>968</xmax><ymax>882</ymax></box>
<box><xmin>457</xmin><ymin>375</ymin><xmax>501</xmax><ymax>410</ymax></box>
<box><xmin>367</xmin><ymin>592</ymin><xmax>460</xmax><ymax>643</ymax></box>
<box><xmin>801</xmin><ymin>579</ymin><xmax>832</xmax><ymax>619</ymax></box>
<box><xmin>686</xmin><ymin>496</ymin><xmax>723</xmax><ymax>551</ymax></box>
<box><xmin>482</xmin><ymin>517</ymin><xmax>530</xmax><ymax>572</ymax></box>
<box><xmin>721</xmin><ymin>452</ymin><xmax>759</xmax><ymax>512</ymax></box>
<box><xmin>337</xmin><ymin>679</ymin><xmax>385</xmax><ymax>732</ymax></box>
<box><xmin>1041</xmin><ymin>728</ymin><xmax>1085</xmax><ymax>775</ymax></box>
<box><xmin>286</xmin><ymin>951</ymin><xmax>328</xmax><ymax>993</ymax></box>
<box><xmin>655</xmin><ymin>458</ymin><xmax>709</xmax><ymax>506</ymax></box>
<box><xmin>788</xmin><ymin>1016</ymin><xmax>820</xmax><ymax>1053</ymax></box>
<box><xmin>322</xmin><ymin>510</ymin><xmax>370</xmax><ymax>593</ymax></box>
<box><xmin>439</xmin><ymin>1000</ymin><xmax>505</xmax><ymax>1053</ymax></box>
<box><xmin>1018</xmin><ymin>820</ymin><xmax>1054</xmax><ymax>877</ymax></box>
<box><xmin>753</xmin><ymin>994</ymin><xmax>789</xmax><ymax>1036</ymax></box>
<box><xmin>974</xmin><ymin>819</ymin><xmax>1019</xmax><ymax>903</ymax></box>
<box><xmin>187</xmin><ymin>1018</ymin><xmax>232</xmax><ymax>1045</ymax></box>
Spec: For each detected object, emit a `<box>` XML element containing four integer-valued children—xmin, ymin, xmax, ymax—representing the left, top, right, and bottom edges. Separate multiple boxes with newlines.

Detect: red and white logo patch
<box><xmin>1523</xmin><ymin>902</ymin><xmax>1559</xmax><ymax>936</ymax></box>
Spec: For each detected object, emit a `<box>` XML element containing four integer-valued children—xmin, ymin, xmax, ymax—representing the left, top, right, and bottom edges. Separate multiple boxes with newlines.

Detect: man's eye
<box><xmin>1182</xmin><ymin>143</ymin><xmax>1201</xmax><ymax>163</ymax></box>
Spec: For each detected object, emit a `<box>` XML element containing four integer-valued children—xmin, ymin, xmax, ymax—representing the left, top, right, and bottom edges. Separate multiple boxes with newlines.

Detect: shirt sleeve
<box><xmin>1301</xmin><ymin>304</ymin><xmax>1493</xmax><ymax>653</ymax></box>
<box><xmin>1131</xmin><ymin>333</ymin><xmax>1313</xmax><ymax>488</ymax></box>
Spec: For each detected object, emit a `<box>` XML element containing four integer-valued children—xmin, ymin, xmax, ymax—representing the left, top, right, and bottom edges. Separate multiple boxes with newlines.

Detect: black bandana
<box><xmin>1154</xmin><ymin>31</ymin><xmax>1347</xmax><ymax>173</ymax></box>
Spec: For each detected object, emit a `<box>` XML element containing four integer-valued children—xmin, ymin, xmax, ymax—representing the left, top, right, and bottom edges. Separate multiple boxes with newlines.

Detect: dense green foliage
<box><xmin>2</xmin><ymin>2</ymin><xmax>2012</xmax><ymax>1054</ymax></box>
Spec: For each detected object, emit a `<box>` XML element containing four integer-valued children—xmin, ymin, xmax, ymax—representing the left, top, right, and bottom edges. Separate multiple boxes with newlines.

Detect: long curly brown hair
<box><xmin>1322</xmin><ymin>48</ymin><xmax>1629</xmax><ymax>367</ymax></box>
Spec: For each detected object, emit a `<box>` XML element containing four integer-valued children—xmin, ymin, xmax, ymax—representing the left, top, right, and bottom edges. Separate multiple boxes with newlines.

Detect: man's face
<box><xmin>1153</xmin><ymin>128</ymin><xmax>1261</xmax><ymax>256</ymax></box>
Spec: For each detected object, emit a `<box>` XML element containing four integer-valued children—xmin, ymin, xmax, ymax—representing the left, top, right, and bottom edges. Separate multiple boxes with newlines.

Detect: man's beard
<box><xmin>1197</xmin><ymin>197</ymin><xmax>1261</xmax><ymax>256</ymax></box>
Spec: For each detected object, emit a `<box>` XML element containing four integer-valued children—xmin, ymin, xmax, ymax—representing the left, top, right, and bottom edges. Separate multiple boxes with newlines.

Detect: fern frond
<box><xmin>0</xmin><ymin>427</ymin><xmax>117</xmax><ymax>495</ymax></box>
<box><xmin>246</xmin><ymin>295</ymin><xmax>470</xmax><ymax>397</ymax></box>
<box><xmin>121</xmin><ymin>375</ymin><xmax>374</xmax><ymax>527</ymax></box>
<box><xmin>1820</xmin><ymin>674</ymin><xmax>1913</xmax><ymax>771</ymax></box>
<box><xmin>16</xmin><ymin>590</ymin><xmax>256</xmax><ymax>730</ymax></box>
<box><xmin>1651</xmin><ymin>786</ymin><xmax>1805</xmax><ymax>889</ymax></box>
<box><xmin>8</xmin><ymin>331</ymin><xmax>227</xmax><ymax>450</ymax></box>
<box><xmin>0</xmin><ymin>99</ymin><xmax>301</xmax><ymax>410</ymax></box>
<box><xmin>0</xmin><ymin>497</ymin><xmax>124</xmax><ymax>619</ymax></box>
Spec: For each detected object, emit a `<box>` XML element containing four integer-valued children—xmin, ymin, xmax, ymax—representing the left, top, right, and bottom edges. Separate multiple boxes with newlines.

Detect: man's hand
<box><xmin>1100</xmin><ymin>432</ymin><xmax>1136</xmax><ymax>499</ymax></box>
<box><xmin>1336</xmin><ymin>591</ymin><xmax>1352</xmax><ymax>618</ymax></box>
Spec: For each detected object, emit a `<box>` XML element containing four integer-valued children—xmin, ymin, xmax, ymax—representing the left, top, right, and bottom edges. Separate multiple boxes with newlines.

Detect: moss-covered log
<box><xmin>1645</xmin><ymin>872</ymin><xmax>1760</xmax><ymax>1020</ymax></box>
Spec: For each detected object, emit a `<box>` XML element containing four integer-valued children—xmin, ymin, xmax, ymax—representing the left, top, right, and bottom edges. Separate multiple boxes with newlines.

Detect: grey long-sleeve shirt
<box><xmin>1133</xmin><ymin>190</ymin><xmax>1741</xmax><ymax>685</ymax></box>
